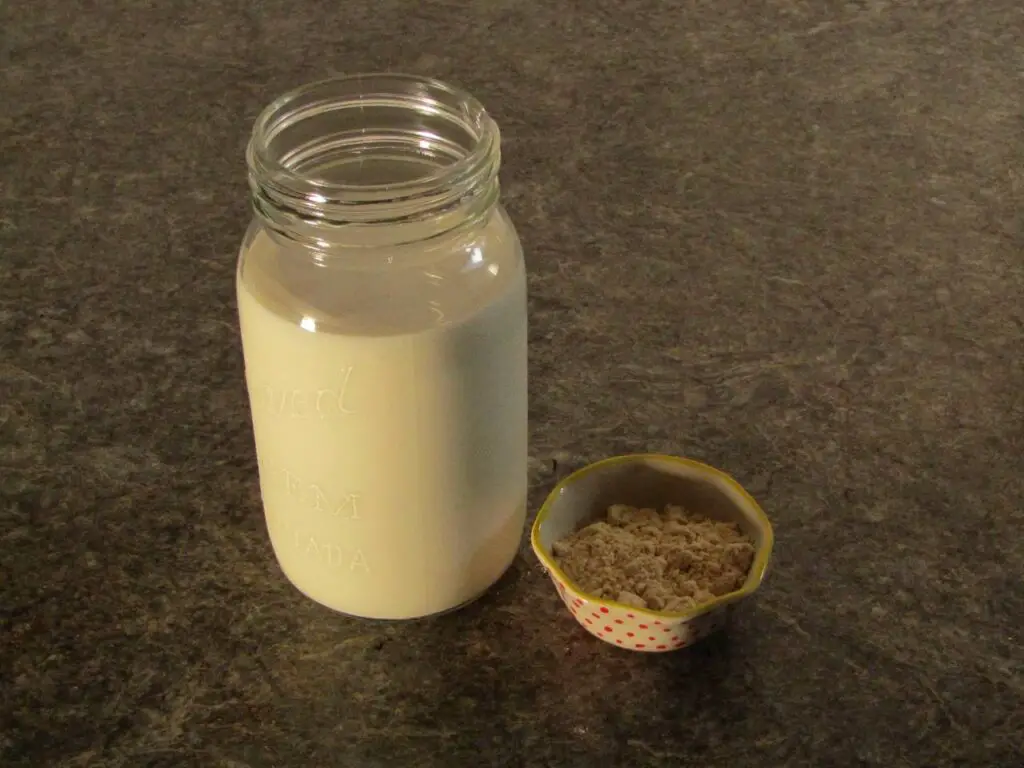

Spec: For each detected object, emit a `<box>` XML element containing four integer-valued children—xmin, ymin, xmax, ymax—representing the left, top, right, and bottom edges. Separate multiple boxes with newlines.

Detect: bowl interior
<box><xmin>533</xmin><ymin>454</ymin><xmax>773</xmax><ymax>595</ymax></box>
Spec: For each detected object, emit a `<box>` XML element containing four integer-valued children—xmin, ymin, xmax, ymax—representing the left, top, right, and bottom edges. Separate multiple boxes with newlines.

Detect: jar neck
<box><xmin>246</xmin><ymin>74</ymin><xmax>501</xmax><ymax>249</ymax></box>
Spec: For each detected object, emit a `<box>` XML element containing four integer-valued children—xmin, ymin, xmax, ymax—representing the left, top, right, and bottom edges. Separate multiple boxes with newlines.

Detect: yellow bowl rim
<box><xmin>530</xmin><ymin>453</ymin><xmax>775</xmax><ymax>621</ymax></box>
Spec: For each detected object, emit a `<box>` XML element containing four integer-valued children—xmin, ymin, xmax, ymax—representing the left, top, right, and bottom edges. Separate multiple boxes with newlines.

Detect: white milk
<box><xmin>237</xmin><ymin>222</ymin><xmax>528</xmax><ymax>619</ymax></box>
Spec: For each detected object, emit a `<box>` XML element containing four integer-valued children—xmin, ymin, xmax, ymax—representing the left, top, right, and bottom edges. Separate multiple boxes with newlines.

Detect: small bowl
<box><xmin>531</xmin><ymin>454</ymin><xmax>773</xmax><ymax>652</ymax></box>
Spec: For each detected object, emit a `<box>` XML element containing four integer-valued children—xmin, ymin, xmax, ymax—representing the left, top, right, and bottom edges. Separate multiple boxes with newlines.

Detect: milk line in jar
<box><xmin>256</xmin><ymin>366</ymin><xmax>355</xmax><ymax>419</ymax></box>
<box><xmin>259</xmin><ymin>460</ymin><xmax>361</xmax><ymax>520</ymax></box>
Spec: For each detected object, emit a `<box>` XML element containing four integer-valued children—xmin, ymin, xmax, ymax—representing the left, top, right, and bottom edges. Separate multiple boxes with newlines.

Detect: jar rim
<box><xmin>247</xmin><ymin>73</ymin><xmax>499</xmax><ymax>199</ymax></box>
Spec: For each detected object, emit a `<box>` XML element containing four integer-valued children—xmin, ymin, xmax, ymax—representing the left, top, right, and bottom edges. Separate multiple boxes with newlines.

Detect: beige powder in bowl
<box><xmin>550</xmin><ymin>504</ymin><xmax>756</xmax><ymax>613</ymax></box>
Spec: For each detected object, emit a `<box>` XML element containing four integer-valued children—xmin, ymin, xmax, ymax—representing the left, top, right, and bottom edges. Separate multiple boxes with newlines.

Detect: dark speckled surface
<box><xmin>2</xmin><ymin>1</ymin><xmax>1023</xmax><ymax>766</ymax></box>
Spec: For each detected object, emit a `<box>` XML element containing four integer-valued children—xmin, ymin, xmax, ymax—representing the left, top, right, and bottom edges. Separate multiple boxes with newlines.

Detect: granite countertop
<box><xmin>2</xmin><ymin>1</ymin><xmax>1022</xmax><ymax>766</ymax></box>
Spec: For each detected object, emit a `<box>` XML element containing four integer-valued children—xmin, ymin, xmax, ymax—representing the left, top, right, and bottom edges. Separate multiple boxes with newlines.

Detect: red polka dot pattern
<box><xmin>544</xmin><ymin>571</ymin><xmax>729</xmax><ymax>652</ymax></box>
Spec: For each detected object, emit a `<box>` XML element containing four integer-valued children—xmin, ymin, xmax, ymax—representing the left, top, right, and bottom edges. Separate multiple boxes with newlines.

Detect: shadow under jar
<box><xmin>236</xmin><ymin>75</ymin><xmax>528</xmax><ymax>619</ymax></box>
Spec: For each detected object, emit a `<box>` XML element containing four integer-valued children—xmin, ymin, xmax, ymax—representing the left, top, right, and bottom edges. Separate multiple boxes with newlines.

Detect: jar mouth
<box><xmin>247</xmin><ymin>74</ymin><xmax>501</xmax><ymax>231</ymax></box>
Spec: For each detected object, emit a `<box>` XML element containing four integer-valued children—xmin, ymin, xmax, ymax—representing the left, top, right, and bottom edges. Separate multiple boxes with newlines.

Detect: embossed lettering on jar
<box><xmin>236</xmin><ymin>75</ymin><xmax>528</xmax><ymax>619</ymax></box>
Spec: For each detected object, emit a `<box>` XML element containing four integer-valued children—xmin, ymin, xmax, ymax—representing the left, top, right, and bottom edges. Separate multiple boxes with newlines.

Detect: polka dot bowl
<box><xmin>530</xmin><ymin>454</ymin><xmax>773</xmax><ymax>652</ymax></box>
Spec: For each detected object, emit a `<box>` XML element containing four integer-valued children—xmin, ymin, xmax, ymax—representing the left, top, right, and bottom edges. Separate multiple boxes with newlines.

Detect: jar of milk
<box><xmin>237</xmin><ymin>75</ymin><xmax>527</xmax><ymax>619</ymax></box>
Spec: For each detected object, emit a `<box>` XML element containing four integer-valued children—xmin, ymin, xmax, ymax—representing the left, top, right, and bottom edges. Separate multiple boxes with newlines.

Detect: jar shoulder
<box><xmin>236</xmin><ymin>207</ymin><xmax>524</xmax><ymax>336</ymax></box>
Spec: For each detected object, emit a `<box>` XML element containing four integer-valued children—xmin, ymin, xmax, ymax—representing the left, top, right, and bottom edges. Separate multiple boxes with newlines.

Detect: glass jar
<box><xmin>236</xmin><ymin>75</ymin><xmax>528</xmax><ymax>620</ymax></box>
